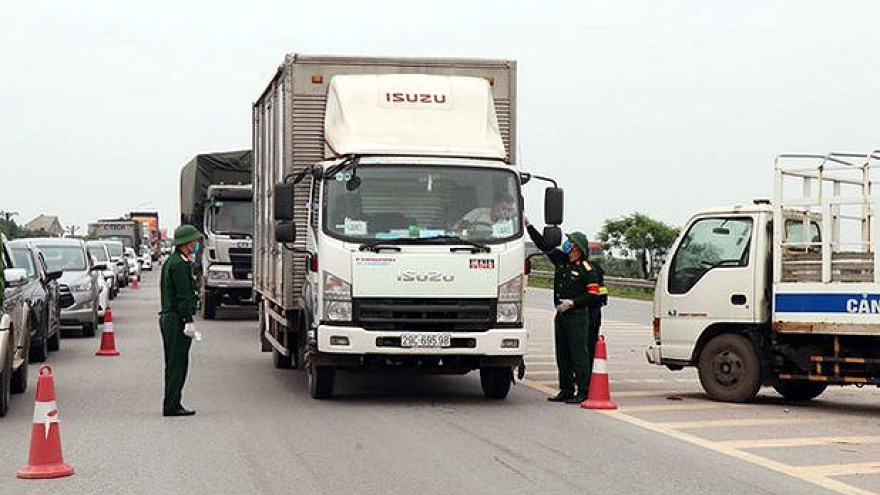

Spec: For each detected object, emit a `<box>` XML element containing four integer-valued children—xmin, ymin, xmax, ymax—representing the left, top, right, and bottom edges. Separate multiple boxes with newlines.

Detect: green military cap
<box><xmin>172</xmin><ymin>224</ymin><xmax>203</xmax><ymax>246</ymax></box>
<box><xmin>566</xmin><ymin>231</ymin><xmax>589</xmax><ymax>255</ymax></box>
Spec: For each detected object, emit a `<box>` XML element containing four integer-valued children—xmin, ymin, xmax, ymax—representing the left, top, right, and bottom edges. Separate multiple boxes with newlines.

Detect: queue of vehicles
<box><xmin>0</xmin><ymin>228</ymin><xmax>154</xmax><ymax>416</ymax></box>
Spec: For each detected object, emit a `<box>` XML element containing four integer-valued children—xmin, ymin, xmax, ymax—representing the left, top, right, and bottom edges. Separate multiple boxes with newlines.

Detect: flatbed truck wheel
<box><xmin>698</xmin><ymin>334</ymin><xmax>761</xmax><ymax>403</ymax></box>
<box><xmin>480</xmin><ymin>366</ymin><xmax>512</xmax><ymax>399</ymax></box>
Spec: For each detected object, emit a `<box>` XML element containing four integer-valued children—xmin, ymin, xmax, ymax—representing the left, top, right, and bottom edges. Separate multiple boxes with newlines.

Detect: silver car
<box><xmin>87</xmin><ymin>241</ymin><xmax>118</xmax><ymax>299</ymax></box>
<box><xmin>31</xmin><ymin>238</ymin><xmax>104</xmax><ymax>337</ymax></box>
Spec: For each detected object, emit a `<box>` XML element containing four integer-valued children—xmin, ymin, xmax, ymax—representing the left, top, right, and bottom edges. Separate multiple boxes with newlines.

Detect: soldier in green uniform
<box><xmin>526</xmin><ymin>219</ymin><xmax>604</xmax><ymax>403</ymax></box>
<box><xmin>159</xmin><ymin>224</ymin><xmax>202</xmax><ymax>417</ymax></box>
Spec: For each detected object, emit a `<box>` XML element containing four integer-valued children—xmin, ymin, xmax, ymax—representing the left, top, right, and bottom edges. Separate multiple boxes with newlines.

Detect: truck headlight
<box><xmin>71</xmin><ymin>279</ymin><xmax>93</xmax><ymax>293</ymax></box>
<box><xmin>497</xmin><ymin>275</ymin><xmax>523</xmax><ymax>324</ymax></box>
<box><xmin>323</xmin><ymin>272</ymin><xmax>352</xmax><ymax>322</ymax></box>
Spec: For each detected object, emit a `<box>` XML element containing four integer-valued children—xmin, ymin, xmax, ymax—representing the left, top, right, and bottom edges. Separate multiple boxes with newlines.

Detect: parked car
<box><xmin>139</xmin><ymin>245</ymin><xmax>153</xmax><ymax>271</ymax></box>
<box><xmin>124</xmin><ymin>247</ymin><xmax>141</xmax><ymax>282</ymax></box>
<box><xmin>102</xmin><ymin>239</ymin><xmax>128</xmax><ymax>288</ymax></box>
<box><xmin>32</xmin><ymin>238</ymin><xmax>104</xmax><ymax>337</ymax></box>
<box><xmin>1</xmin><ymin>234</ymin><xmax>30</xmax><ymax>416</ymax></box>
<box><xmin>8</xmin><ymin>240</ymin><xmax>63</xmax><ymax>362</ymax></box>
<box><xmin>88</xmin><ymin>241</ymin><xmax>119</xmax><ymax>299</ymax></box>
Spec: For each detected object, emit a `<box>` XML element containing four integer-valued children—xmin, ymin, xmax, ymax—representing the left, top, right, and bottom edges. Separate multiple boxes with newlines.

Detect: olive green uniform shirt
<box><xmin>160</xmin><ymin>250</ymin><xmax>198</xmax><ymax>322</ymax></box>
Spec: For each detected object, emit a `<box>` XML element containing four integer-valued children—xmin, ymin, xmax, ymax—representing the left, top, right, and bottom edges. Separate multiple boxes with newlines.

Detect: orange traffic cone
<box><xmin>17</xmin><ymin>365</ymin><xmax>74</xmax><ymax>479</ymax></box>
<box><xmin>580</xmin><ymin>335</ymin><xmax>618</xmax><ymax>410</ymax></box>
<box><xmin>96</xmin><ymin>307</ymin><xmax>120</xmax><ymax>356</ymax></box>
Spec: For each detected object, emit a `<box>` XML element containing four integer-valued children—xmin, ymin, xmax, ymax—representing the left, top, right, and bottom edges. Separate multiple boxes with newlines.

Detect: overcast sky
<box><xmin>2</xmin><ymin>1</ymin><xmax>879</xmax><ymax>240</ymax></box>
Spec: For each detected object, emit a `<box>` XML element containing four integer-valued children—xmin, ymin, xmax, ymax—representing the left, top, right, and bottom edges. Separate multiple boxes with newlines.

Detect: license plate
<box><xmin>400</xmin><ymin>333</ymin><xmax>452</xmax><ymax>348</ymax></box>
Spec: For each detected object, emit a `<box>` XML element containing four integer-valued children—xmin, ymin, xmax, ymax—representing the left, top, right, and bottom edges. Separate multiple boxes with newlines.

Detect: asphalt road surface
<box><xmin>0</xmin><ymin>274</ymin><xmax>878</xmax><ymax>494</ymax></box>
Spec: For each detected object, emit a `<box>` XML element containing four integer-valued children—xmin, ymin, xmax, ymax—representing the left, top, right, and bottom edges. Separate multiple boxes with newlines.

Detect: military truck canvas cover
<box><xmin>180</xmin><ymin>150</ymin><xmax>253</xmax><ymax>225</ymax></box>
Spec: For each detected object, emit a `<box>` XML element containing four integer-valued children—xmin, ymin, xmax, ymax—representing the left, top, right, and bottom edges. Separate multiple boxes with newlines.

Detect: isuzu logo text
<box><xmin>397</xmin><ymin>269</ymin><xmax>455</xmax><ymax>282</ymax></box>
<box><xmin>385</xmin><ymin>92</ymin><xmax>448</xmax><ymax>104</ymax></box>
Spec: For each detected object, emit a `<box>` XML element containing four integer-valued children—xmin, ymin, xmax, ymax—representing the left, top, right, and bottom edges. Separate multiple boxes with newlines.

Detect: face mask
<box><xmin>561</xmin><ymin>240</ymin><xmax>572</xmax><ymax>254</ymax></box>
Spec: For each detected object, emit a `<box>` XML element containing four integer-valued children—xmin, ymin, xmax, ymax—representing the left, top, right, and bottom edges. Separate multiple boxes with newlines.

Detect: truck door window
<box><xmin>668</xmin><ymin>217</ymin><xmax>753</xmax><ymax>294</ymax></box>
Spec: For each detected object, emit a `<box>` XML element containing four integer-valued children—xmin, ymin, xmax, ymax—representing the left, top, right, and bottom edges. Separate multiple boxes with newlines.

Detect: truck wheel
<box><xmin>273</xmin><ymin>347</ymin><xmax>293</xmax><ymax>369</ymax></box>
<box><xmin>772</xmin><ymin>381</ymin><xmax>827</xmax><ymax>402</ymax></box>
<box><xmin>203</xmin><ymin>290</ymin><xmax>217</xmax><ymax>320</ymax></box>
<box><xmin>480</xmin><ymin>367</ymin><xmax>513</xmax><ymax>399</ymax></box>
<box><xmin>308</xmin><ymin>365</ymin><xmax>335</xmax><ymax>399</ymax></box>
<box><xmin>698</xmin><ymin>334</ymin><xmax>761</xmax><ymax>402</ymax></box>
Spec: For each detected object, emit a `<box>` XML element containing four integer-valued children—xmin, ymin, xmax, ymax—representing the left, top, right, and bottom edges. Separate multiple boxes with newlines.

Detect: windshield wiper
<box><xmin>358</xmin><ymin>240</ymin><xmax>404</xmax><ymax>252</ymax></box>
<box><xmin>420</xmin><ymin>235</ymin><xmax>490</xmax><ymax>253</ymax></box>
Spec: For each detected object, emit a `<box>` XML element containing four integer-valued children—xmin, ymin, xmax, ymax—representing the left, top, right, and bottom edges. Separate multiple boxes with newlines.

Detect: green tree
<box><xmin>597</xmin><ymin>212</ymin><xmax>679</xmax><ymax>279</ymax></box>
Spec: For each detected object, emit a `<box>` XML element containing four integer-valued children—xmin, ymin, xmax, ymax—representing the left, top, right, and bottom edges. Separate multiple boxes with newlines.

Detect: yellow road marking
<box><xmin>620</xmin><ymin>402</ymin><xmax>736</xmax><ymax>412</ymax></box>
<box><xmin>794</xmin><ymin>462</ymin><xmax>880</xmax><ymax>477</ymax></box>
<box><xmin>658</xmin><ymin>418</ymin><xmax>821</xmax><ymax>429</ymax></box>
<box><xmin>520</xmin><ymin>379</ymin><xmax>879</xmax><ymax>495</ymax></box>
<box><xmin>718</xmin><ymin>436</ymin><xmax>880</xmax><ymax>450</ymax></box>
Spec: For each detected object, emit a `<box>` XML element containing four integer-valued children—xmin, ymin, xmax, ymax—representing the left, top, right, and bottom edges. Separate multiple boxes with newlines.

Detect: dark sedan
<box><xmin>7</xmin><ymin>240</ymin><xmax>62</xmax><ymax>362</ymax></box>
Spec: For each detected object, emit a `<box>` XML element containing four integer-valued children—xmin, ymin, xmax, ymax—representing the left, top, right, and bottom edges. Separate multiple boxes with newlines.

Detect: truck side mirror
<box><xmin>274</xmin><ymin>182</ymin><xmax>295</xmax><ymax>221</ymax></box>
<box><xmin>544</xmin><ymin>187</ymin><xmax>564</xmax><ymax>225</ymax></box>
<box><xmin>275</xmin><ymin>221</ymin><xmax>297</xmax><ymax>244</ymax></box>
<box><xmin>543</xmin><ymin>226</ymin><xmax>562</xmax><ymax>248</ymax></box>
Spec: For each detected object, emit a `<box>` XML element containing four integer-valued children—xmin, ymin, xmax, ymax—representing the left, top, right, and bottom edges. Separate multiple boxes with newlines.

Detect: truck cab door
<box><xmin>655</xmin><ymin>215</ymin><xmax>761</xmax><ymax>363</ymax></box>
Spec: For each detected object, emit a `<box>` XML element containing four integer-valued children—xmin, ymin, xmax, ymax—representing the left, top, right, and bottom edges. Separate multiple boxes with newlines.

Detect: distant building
<box><xmin>25</xmin><ymin>214</ymin><xmax>64</xmax><ymax>237</ymax></box>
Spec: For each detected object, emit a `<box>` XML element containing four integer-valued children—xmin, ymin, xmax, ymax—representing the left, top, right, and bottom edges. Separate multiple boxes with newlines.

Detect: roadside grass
<box><xmin>526</xmin><ymin>276</ymin><xmax>654</xmax><ymax>301</ymax></box>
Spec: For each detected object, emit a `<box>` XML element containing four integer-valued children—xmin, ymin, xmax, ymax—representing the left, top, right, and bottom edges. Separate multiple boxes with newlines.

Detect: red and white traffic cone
<box><xmin>17</xmin><ymin>365</ymin><xmax>74</xmax><ymax>479</ymax></box>
<box><xmin>96</xmin><ymin>307</ymin><xmax>120</xmax><ymax>356</ymax></box>
<box><xmin>130</xmin><ymin>275</ymin><xmax>139</xmax><ymax>290</ymax></box>
<box><xmin>581</xmin><ymin>335</ymin><xmax>618</xmax><ymax>410</ymax></box>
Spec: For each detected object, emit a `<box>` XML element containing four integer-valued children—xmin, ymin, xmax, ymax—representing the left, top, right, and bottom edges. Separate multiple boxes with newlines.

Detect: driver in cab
<box><xmin>457</xmin><ymin>192</ymin><xmax>516</xmax><ymax>234</ymax></box>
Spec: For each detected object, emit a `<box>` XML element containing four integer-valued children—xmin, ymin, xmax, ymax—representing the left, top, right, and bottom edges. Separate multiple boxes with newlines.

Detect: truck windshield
<box><xmin>211</xmin><ymin>200</ymin><xmax>253</xmax><ymax>236</ymax></box>
<box><xmin>323</xmin><ymin>165</ymin><xmax>522</xmax><ymax>243</ymax></box>
<box><xmin>38</xmin><ymin>245</ymin><xmax>88</xmax><ymax>272</ymax></box>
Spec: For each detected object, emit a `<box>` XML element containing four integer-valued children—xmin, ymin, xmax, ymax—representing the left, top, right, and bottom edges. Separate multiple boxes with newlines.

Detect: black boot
<box><xmin>565</xmin><ymin>392</ymin><xmax>587</xmax><ymax>404</ymax></box>
<box><xmin>547</xmin><ymin>390</ymin><xmax>574</xmax><ymax>402</ymax></box>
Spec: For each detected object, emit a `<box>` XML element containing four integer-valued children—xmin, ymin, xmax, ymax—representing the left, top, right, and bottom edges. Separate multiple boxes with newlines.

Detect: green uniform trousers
<box><xmin>160</xmin><ymin>314</ymin><xmax>192</xmax><ymax>413</ymax></box>
<box><xmin>555</xmin><ymin>308</ymin><xmax>593</xmax><ymax>395</ymax></box>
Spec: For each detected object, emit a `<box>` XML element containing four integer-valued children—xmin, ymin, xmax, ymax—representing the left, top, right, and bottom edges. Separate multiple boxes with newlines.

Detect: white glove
<box><xmin>183</xmin><ymin>322</ymin><xmax>196</xmax><ymax>338</ymax></box>
<box><xmin>555</xmin><ymin>299</ymin><xmax>574</xmax><ymax>313</ymax></box>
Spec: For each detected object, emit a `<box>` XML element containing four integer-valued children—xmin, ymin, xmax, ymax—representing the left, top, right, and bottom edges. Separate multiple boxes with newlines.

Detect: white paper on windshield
<box><xmin>492</xmin><ymin>220</ymin><xmax>514</xmax><ymax>237</ymax></box>
<box><xmin>344</xmin><ymin>218</ymin><xmax>368</xmax><ymax>236</ymax></box>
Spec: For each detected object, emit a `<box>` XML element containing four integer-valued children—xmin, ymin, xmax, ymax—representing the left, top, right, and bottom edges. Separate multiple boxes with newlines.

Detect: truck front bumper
<box><xmin>316</xmin><ymin>325</ymin><xmax>527</xmax><ymax>357</ymax></box>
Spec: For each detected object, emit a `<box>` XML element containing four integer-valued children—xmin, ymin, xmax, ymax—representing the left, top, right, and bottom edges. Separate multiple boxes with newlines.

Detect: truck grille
<box><xmin>59</xmin><ymin>285</ymin><xmax>75</xmax><ymax>308</ymax></box>
<box><xmin>354</xmin><ymin>298</ymin><xmax>495</xmax><ymax>332</ymax></box>
<box><xmin>228</xmin><ymin>247</ymin><xmax>253</xmax><ymax>280</ymax></box>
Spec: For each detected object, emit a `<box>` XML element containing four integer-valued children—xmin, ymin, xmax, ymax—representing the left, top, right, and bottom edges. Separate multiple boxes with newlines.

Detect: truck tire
<box><xmin>203</xmin><ymin>290</ymin><xmax>217</xmax><ymax>320</ymax></box>
<box><xmin>480</xmin><ymin>367</ymin><xmax>513</xmax><ymax>400</ymax></box>
<box><xmin>772</xmin><ymin>381</ymin><xmax>827</xmax><ymax>402</ymax></box>
<box><xmin>273</xmin><ymin>347</ymin><xmax>293</xmax><ymax>369</ymax></box>
<box><xmin>698</xmin><ymin>334</ymin><xmax>761</xmax><ymax>403</ymax></box>
<box><xmin>308</xmin><ymin>365</ymin><xmax>335</xmax><ymax>399</ymax></box>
